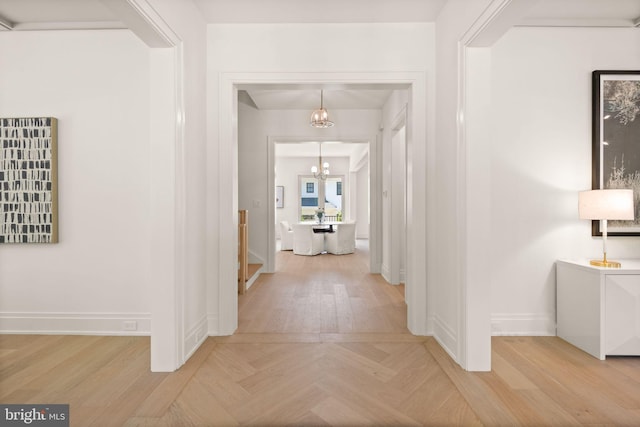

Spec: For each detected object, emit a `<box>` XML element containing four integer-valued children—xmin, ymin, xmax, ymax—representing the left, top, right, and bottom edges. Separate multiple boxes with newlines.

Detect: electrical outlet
<box><xmin>123</xmin><ymin>320</ymin><xmax>138</xmax><ymax>331</ymax></box>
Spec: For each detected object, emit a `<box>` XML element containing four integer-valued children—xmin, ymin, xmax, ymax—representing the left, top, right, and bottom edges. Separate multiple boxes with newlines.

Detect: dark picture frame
<box><xmin>592</xmin><ymin>70</ymin><xmax>640</xmax><ymax>236</ymax></box>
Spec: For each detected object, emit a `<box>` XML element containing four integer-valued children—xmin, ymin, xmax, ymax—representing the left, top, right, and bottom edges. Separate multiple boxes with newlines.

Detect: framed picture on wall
<box><xmin>0</xmin><ymin>117</ymin><xmax>59</xmax><ymax>243</ymax></box>
<box><xmin>592</xmin><ymin>70</ymin><xmax>640</xmax><ymax>236</ymax></box>
<box><xmin>276</xmin><ymin>185</ymin><xmax>284</xmax><ymax>208</ymax></box>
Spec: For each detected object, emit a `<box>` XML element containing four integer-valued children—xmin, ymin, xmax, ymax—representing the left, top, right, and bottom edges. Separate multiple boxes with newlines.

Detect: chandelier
<box><xmin>311</xmin><ymin>142</ymin><xmax>330</xmax><ymax>180</ymax></box>
<box><xmin>310</xmin><ymin>90</ymin><xmax>334</xmax><ymax>128</ymax></box>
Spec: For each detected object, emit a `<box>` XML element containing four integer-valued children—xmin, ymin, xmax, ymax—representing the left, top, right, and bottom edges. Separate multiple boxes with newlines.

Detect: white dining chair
<box><xmin>325</xmin><ymin>222</ymin><xmax>356</xmax><ymax>255</ymax></box>
<box><xmin>279</xmin><ymin>221</ymin><xmax>294</xmax><ymax>250</ymax></box>
<box><xmin>292</xmin><ymin>223</ymin><xmax>325</xmax><ymax>255</ymax></box>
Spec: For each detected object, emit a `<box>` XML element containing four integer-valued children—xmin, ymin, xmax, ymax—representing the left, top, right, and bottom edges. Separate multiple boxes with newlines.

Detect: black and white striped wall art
<box><xmin>0</xmin><ymin>117</ymin><xmax>58</xmax><ymax>243</ymax></box>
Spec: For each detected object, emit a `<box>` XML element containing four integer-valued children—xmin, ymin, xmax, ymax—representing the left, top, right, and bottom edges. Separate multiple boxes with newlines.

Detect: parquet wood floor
<box><xmin>2</xmin><ymin>241</ymin><xmax>640</xmax><ymax>425</ymax></box>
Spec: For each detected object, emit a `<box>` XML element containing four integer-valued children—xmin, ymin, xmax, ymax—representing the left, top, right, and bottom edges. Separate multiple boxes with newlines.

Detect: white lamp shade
<box><xmin>578</xmin><ymin>189</ymin><xmax>635</xmax><ymax>220</ymax></box>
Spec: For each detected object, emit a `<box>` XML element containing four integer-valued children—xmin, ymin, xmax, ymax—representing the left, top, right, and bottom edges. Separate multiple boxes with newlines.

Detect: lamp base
<box><xmin>589</xmin><ymin>259</ymin><xmax>622</xmax><ymax>268</ymax></box>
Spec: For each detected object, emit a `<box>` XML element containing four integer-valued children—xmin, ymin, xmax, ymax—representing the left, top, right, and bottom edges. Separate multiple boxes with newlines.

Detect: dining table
<box><xmin>296</xmin><ymin>221</ymin><xmax>342</xmax><ymax>233</ymax></box>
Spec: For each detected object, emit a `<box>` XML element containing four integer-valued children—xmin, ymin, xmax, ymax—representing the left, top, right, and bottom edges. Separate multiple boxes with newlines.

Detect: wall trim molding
<box><xmin>122</xmin><ymin>0</ymin><xmax>188</xmax><ymax>372</ymax></box>
<box><xmin>389</xmin><ymin>103</ymin><xmax>408</xmax><ymax>288</ymax></box>
<box><xmin>0</xmin><ymin>312</ymin><xmax>151</xmax><ymax>335</ymax></box>
<box><xmin>218</xmin><ymin>71</ymin><xmax>430</xmax><ymax>338</ymax></box>
<box><xmin>491</xmin><ymin>312</ymin><xmax>556</xmax><ymax>336</ymax></box>
<box><xmin>454</xmin><ymin>0</ymin><xmax>520</xmax><ymax>372</ymax></box>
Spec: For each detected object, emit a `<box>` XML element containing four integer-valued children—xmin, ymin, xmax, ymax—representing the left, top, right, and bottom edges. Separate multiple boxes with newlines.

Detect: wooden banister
<box><xmin>238</xmin><ymin>210</ymin><xmax>248</xmax><ymax>294</ymax></box>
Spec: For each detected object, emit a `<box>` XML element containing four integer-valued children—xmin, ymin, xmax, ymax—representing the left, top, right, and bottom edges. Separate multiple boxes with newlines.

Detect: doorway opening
<box><xmin>234</xmin><ymin>84</ymin><xmax>410</xmax><ymax>334</ymax></box>
<box><xmin>272</xmin><ymin>140</ymin><xmax>371</xmax><ymax>272</ymax></box>
<box><xmin>217</xmin><ymin>74</ymin><xmax>430</xmax><ymax>339</ymax></box>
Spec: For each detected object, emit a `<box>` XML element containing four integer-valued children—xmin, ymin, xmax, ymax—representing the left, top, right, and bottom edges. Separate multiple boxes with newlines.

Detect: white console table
<box><xmin>556</xmin><ymin>259</ymin><xmax>640</xmax><ymax>360</ymax></box>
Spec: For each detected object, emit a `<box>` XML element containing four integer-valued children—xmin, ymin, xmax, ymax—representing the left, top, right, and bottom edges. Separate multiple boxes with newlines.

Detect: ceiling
<box><xmin>0</xmin><ymin>0</ymin><xmax>447</xmax><ymax>28</ymax></box>
<box><xmin>1</xmin><ymin>0</ymin><xmax>638</xmax><ymax>157</ymax></box>
<box><xmin>522</xmin><ymin>0</ymin><xmax>640</xmax><ymax>27</ymax></box>
<box><xmin>1</xmin><ymin>0</ymin><xmax>639</xmax><ymax>29</ymax></box>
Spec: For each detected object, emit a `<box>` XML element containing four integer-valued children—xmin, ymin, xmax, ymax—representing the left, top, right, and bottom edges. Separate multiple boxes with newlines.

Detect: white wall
<box><xmin>489</xmin><ymin>26</ymin><xmax>640</xmax><ymax>335</ymax></box>
<box><xmin>0</xmin><ymin>30</ymin><xmax>152</xmax><ymax>334</ymax></box>
<box><xmin>276</xmin><ymin>156</ymin><xmax>314</xmax><ymax>233</ymax></box>
<box><xmin>209</xmin><ymin>23</ymin><xmax>434</xmax><ymax>73</ymax></box>
<box><xmin>238</xmin><ymin>101</ymin><xmax>267</xmax><ymax>262</ymax></box>
<box><xmin>0</xmin><ymin>1</ymin><xmax>209</xmax><ymax>371</ymax></box>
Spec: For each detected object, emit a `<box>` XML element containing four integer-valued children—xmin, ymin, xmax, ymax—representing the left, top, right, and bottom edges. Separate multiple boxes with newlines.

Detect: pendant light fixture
<box><xmin>311</xmin><ymin>142</ymin><xmax>330</xmax><ymax>180</ymax></box>
<box><xmin>310</xmin><ymin>90</ymin><xmax>334</xmax><ymax>128</ymax></box>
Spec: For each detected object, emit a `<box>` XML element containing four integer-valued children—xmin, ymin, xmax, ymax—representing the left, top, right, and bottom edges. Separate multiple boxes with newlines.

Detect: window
<box><xmin>298</xmin><ymin>175</ymin><xmax>345</xmax><ymax>221</ymax></box>
<box><xmin>299</xmin><ymin>176</ymin><xmax>319</xmax><ymax>220</ymax></box>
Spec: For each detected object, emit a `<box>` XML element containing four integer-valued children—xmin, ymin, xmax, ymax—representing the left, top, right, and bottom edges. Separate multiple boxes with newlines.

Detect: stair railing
<box><xmin>238</xmin><ymin>210</ymin><xmax>248</xmax><ymax>294</ymax></box>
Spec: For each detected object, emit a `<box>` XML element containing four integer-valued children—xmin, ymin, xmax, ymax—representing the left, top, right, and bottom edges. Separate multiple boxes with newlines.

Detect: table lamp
<box><xmin>579</xmin><ymin>189</ymin><xmax>635</xmax><ymax>268</ymax></box>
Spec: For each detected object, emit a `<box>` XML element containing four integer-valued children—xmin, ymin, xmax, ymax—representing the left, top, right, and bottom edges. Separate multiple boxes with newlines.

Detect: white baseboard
<box><xmin>426</xmin><ymin>314</ymin><xmax>435</xmax><ymax>335</ymax></box>
<box><xmin>246</xmin><ymin>265</ymin><xmax>264</xmax><ymax>291</ymax></box>
<box><xmin>0</xmin><ymin>309</ymin><xmax>547</xmax><ymax>340</ymax></box>
<box><xmin>491</xmin><ymin>312</ymin><xmax>556</xmax><ymax>336</ymax></box>
<box><xmin>0</xmin><ymin>312</ymin><xmax>151</xmax><ymax>335</ymax></box>
<box><xmin>184</xmin><ymin>315</ymin><xmax>208</xmax><ymax>360</ymax></box>
<box><xmin>433</xmin><ymin>314</ymin><xmax>458</xmax><ymax>363</ymax></box>
<box><xmin>380</xmin><ymin>263</ymin><xmax>404</xmax><ymax>286</ymax></box>
<box><xmin>381</xmin><ymin>262</ymin><xmax>391</xmax><ymax>284</ymax></box>
<box><xmin>207</xmin><ymin>313</ymin><xmax>219</xmax><ymax>336</ymax></box>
